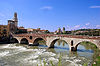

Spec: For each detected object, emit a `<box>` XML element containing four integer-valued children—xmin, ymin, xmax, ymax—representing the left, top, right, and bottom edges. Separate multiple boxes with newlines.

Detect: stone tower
<box><xmin>13</xmin><ymin>12</ymin><xmax>18</xmax><ymax>27</ymax></box>
<box><xmin>8</xmin><ymin>12</ymin><xmax>18</xmax><ymax>34</ymax></box>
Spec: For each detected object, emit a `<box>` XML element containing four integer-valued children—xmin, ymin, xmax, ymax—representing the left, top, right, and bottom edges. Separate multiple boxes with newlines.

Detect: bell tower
<box><xmin>8</xmin><ymin>12</ymin><xmax>18</xmax><ymax>34</ymax></box>
<box><xmin>13</xmin><ymin>12</ymin><xmax>18</xmax><ymax>27</ymax></box>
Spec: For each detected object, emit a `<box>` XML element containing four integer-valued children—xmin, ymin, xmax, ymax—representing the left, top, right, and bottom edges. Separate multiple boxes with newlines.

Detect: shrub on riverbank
<box><xmin>93</xmin><ymin>56</ymin><xmax>100</xmax><ymax>66</ymax></box>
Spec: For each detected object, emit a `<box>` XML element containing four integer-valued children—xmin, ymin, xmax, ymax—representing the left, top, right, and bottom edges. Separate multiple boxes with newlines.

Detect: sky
<box><xmin>0</xmin><ymin>0</ymin><xmax>100</xmax><ymax>31</ymax></box>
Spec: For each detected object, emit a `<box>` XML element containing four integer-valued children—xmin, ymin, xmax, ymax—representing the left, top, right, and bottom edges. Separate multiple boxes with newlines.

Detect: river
<box><xmin>0</xmin><ymin>40</ymin><xmax>99</xmax><ymax>66</ymax></box>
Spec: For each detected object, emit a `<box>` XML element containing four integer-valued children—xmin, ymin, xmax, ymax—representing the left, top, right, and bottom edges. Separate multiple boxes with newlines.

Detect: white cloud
<box><xmin>74</xmin><ymin>25</ymin><xmax>80</xmax><ymax>28</ymax></box>
<box><xmin>96</xmin><ymin>25</ymin><xmax>100</xmax><ymax>28</ymax></box>
<box><xmin>85</xmin><ymin>23</ymin><xmax>90</xmax><ymax>26</ymax></box>
<box><xmin>40</xmin><ymin>6</ymin><xmax>53</xmax><ymax>10</ymax></box>
<box><xmin>66</xmin><ymin>25</ymin><xmax>69</xmax><ymax>28</ymax></box>
<box><xmin>90</xmin><ymin>6</ymin><xmax>100</xmax><ymax>8</ymax></box>
<box><xmin>81</xmin><ymin>27</ymin><xmax>86</xmax><ymax>29</ymax></box>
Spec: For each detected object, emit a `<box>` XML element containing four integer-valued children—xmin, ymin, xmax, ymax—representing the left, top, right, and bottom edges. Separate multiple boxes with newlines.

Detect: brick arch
<box><xmin>33</xmin><ymin>37</ymin><xmax>46</xmax><ymax>45</ymax></box>
<box><xmin>10</xmin><ymin>38</ymin><xmax>19</xmax><ymax>43</ymax></box>
<box><xmin>20</xmin><ymin>38</ymin><xmax>29</xmax><ymax>44</ymax></box>
<box><xmin>13</xmin><ymin>37</ymin><xmax>21</xmax><ymax>43</ymax></box>
<box><xmin>48</xmin><ymin>37</ymin><xmax>70</xmax><ymax>48</ymax></box>
<box><xmin>74</xmin><ymin>40</ymin><xmax>99</xmax><ymax>51</ymax></box>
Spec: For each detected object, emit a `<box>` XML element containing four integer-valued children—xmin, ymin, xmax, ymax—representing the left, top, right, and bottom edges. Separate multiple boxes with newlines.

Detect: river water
<box><xmin>0</xmin><ymin>41</ymin><xmax>99</xmax><ymax>66</ymax></box>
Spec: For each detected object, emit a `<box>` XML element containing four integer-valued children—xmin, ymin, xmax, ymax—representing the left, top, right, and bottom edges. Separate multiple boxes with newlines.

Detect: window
<box><xmin>4</xmin><ymin>26</ymin><xmax>7</xmax><ymax>28</ymax></box>
<box><xmin>3</xmin><ymin>29</ymin><xmax>7</xmax><ymax>32</ymax></box>
<box><xmin>71</xmin><ymin>40</ymin><xmax>73</xmax><ymax>46</ymax></box>
<box><xmin>3</xmin><ymin>32</ymin><xmax>7</xmax><ymax>34</ymax></box>
<box><xmin>29</xmin><ymin>36</ymin><xmax>32</xmax><ymax>39</ymax></box>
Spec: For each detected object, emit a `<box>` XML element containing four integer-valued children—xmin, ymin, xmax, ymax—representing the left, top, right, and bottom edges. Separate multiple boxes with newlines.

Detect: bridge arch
<box><xmin>33</xmin><ymin>37</ymin><xmax>46</xmax><ymax>45</ymax></box>
<box><xmin>49</xmin><ymin>38</ymin><xmax>70</xmax><ymax>48</ymax></box>
<box><xmin>74</xmin><ymin>41</ymin><xmax>98</xmax><ymax>51</ymax></box>
<box><xmin>20</xmin><ymin>38</ymin><xmax>29</xmax><ymax>44</ymax></box>
<box><xmin>10</xmin><ymin>38</ymin><xmax>19</xmax><ymax>43</ymax></box>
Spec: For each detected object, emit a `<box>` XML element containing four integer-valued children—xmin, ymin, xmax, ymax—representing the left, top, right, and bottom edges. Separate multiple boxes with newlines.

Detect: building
<box><xmin>0</xmin><ymin>12</ymin><xmax>50</xmax><ymax>43</ymax></box>
<box><xmin>27</xmin><ymin>28</ymin><xmax>49</xmax><ymax>34</ymax></box>
<box><xmin>8</xmin><ymin>12</ymin><xmax>18</xmax><ymax>34</ymax></box>
<box><xmin>0</xmin><ymin>25</ymin><xmax>9</xmax><ymax>37</ymax></box>
<box><xmin>0</xmin><ymin>25</ymin><xmax>9</xmax><ymax>42</ymax></box>
<box><xmin>17</xmin><ymin>26</ymin><xmax>27</xmax><ymax>34</ymax></box>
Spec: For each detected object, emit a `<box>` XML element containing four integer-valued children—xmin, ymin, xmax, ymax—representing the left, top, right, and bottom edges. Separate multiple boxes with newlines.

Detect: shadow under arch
<box><xmin>75</xmin><ymin>41</ymin><xmax>98</xmax><ymax>51</ymax></box>
<box><xmin>10</xmin><ymin>38</ymin><xmax>19</xmax><ymax>43</ymax></box>
<box><xmin>33</xmin><ymin>38</ymin><xmax>46</xmax><ymax>46</ymax></box>
<box><xmin>50</xmin><ymin>39</ymin><xmax>69</xmax><ymax>49</ymax></box>
<box><xmin>20</xmin><ymin>38</ymin><xmax>29</xmax><ymax>44</ymax></box>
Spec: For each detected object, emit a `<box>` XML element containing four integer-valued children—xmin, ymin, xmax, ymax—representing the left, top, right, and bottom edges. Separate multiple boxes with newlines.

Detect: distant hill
<box><xmin>72</xmin><ymin>29</ymin><xmax>100</xmax><ymax>36</ymax></box>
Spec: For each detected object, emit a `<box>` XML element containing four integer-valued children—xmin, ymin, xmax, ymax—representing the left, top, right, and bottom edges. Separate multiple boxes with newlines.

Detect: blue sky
<box><xmin>0</xmin><ymin>0</ymin><xmax>100</xmax><ymax>31</ymax></box>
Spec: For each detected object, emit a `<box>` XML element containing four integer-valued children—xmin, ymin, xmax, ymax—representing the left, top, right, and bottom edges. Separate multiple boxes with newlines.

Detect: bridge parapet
<box><xmin>13</xmin><ymin>34</ymin><xmax>100</xmax><ymax>39</ymax></box>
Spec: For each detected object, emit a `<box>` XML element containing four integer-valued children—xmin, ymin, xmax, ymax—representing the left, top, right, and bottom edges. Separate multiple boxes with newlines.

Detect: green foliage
<box><xmin>37</xmin><ymin>28</ymin><xmax>41</xmax><ymax>30</ymax></box>
<box><xmin>97</xmin><ymin>56</ymin><xmax>100</xmax><ymax>60</ymax></box>
<box><xmin>16</xmin><ymin>29</ymin><xmax>27</xmax><ymax>34</ymax></box>
<box><xmin>63</xmin><ymin>27</ymin><xmax>65</xmax><ymax>31</ymax></box>
<box><xmin>38</xmin><ymin>40</ymin><xmax>46</xmax><ymax>45</ymax></box>
<box><xmin>44</xmin><ymin>30</ymin><xmax>50</xmax><ymax>33</ymax></box>
<box><xmin>58</xmin><ymin>54</ymin><xmax>62</xmax><ymax>66</ymax></box>
<box><xmin>96</xmin><ymin>56</ymin><xmax>100</xmax><ymax>65</ymax></box>
<box><xmin>83</xmin><ymin>63</ymin><xmax>88</xmax><ymax>66</ymax></box>
<box><xmin>74</xmin><ymin>29</ymin><xmax>100</xmax><ymax>36</ymax></box>
<box><xmin>93</xmin><ymin>56</ymin><xmax>100</xmax><ymax>66</ymax></box>
<box><xmin>50</xmin><ymin>60</ymin><xmax>55</xmax><ymax>66</ymax></box>
<box><xmin>80</xmin><ymin>41</ymin><xmax>98</xmax><ymax>50</ymax></box>
<box><xmin>66</xmin><ymin>31</ymin><xmax>72</xmax><ymax>34</ymax></box>
<box><xmin>43</xmin><ymin>59</ymin><xmax>46</xmax><ymax>66</ymax></box>
<box><xmin>80</xmin><ymin>41</ymin><xmax>100</xmax><ymax>66</ymax></box>
<box><xmin>39</xmin><ymin>56</ymin><xmax>42</xmax><ymax>66</ymax></box>
<box><xmin>37</xmin><ymin>53</ymin><xmax>63</xmax><ymax>66</ymax></box>
<box><xmin>92</xmin><ymin>64</ymin><xmax>97</xmax><ymax>66</ymax></box>
<box><xmin>63</xmin><ymin>31</ymin><xmax>66</xmax><ymax>34</ymax></box>
<box><xmin>58</xmin><ymin>28</ymin><xmax>61</xmax><ymax>31</ymax></box>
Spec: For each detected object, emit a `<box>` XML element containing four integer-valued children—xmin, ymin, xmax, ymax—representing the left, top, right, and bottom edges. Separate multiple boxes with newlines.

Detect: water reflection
<box><xmin>52</xmin><ymin>40</ymin><xmax>98</xmax><ymax>59</ymax></box>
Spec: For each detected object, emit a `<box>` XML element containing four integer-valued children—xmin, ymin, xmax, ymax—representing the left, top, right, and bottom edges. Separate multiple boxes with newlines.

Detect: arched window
<box><xmin>29</xmin><ymin>36</ymin><xmax>32</xmax><ymax>39</ymax></box>
<box><xmin>71</xmin><ymin>40</ymin><xmax>73</xmax><ymax>46</ymax></box>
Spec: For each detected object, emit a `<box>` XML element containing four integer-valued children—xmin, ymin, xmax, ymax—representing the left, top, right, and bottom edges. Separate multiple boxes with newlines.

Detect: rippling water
<box><xmin>0</xmin><ymin>43</ymin><xmax>97</xmax><ymax>66</ymax></box>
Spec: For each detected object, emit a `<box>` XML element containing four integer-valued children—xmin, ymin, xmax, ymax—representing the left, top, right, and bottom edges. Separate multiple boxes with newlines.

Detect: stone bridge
<box><xmin>11</xmin><ymin>33</ymin><xmax>100</xmax><ymax>51</ymax></box>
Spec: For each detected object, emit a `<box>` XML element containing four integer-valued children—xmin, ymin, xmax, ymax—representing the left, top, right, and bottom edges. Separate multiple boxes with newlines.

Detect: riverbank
<box><xmin>0</xmin><ymin>42</ymin><xmax>9</xmax><ymax>44</ymax></box>
<box><xmin>92</xmin><ymin>55</ymin><xmax>100</xmax><ymax>66</ymax></box>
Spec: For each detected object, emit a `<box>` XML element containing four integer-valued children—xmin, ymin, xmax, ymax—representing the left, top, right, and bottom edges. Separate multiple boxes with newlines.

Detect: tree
<box><xmin>62</xmin><ymin>27</ymin><xmax>66</xmax><ymax>34</ymax></box>
<box><xmin>63</xmin><ymin>27</ymin><xmax>65</xmax><ymax>31</ymax></box>
<box><xmin>58</xmin><ymin>27</ymin><xmax>62</xmax><ymax>34</ymax></box>
<box><xmin>37</xmin><ymin>28</ymin><xmax>40</xmax><ymax>30</ymax></box>
<box><xmin>44</xmin><ymin>30</ymin><xmax>50</xmax><ymax>33</ymax></box>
